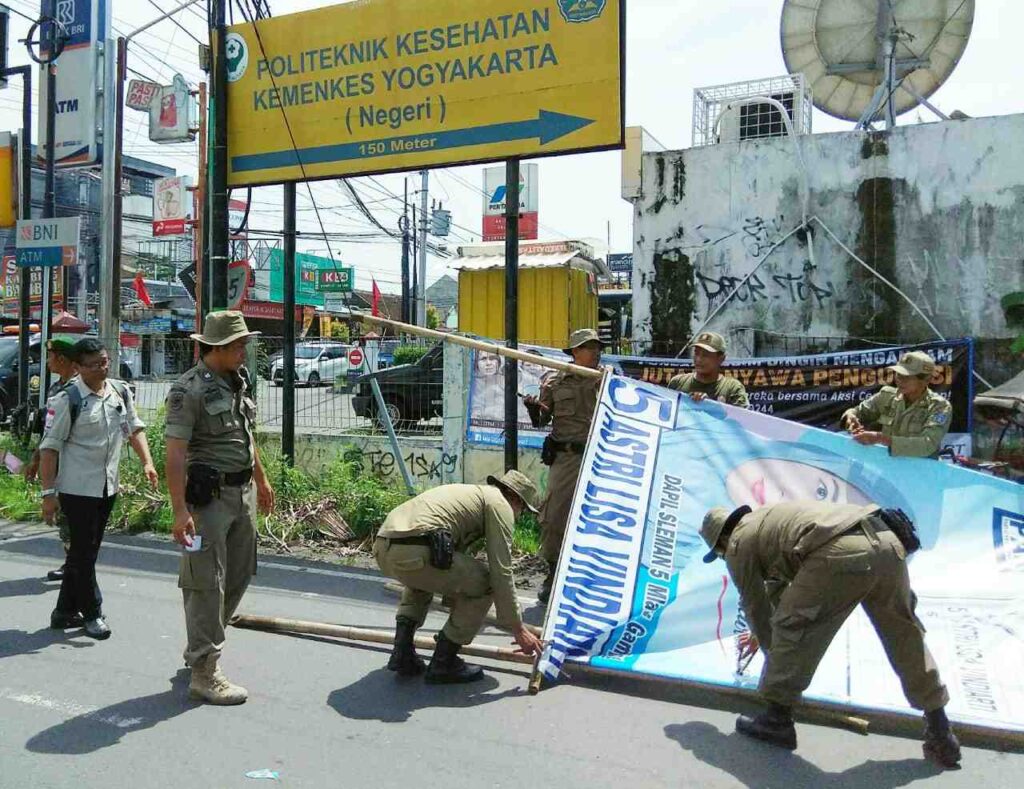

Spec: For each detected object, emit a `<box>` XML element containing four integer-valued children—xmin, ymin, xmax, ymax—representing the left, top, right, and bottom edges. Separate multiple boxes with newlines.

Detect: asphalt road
<box><xmin>0</xmin><ymin>521</ymin><xmax>1018</xmax><ymax>789</ymax></box>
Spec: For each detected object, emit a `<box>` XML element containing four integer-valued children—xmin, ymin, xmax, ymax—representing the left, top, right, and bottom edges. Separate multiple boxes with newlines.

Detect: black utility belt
<box><xmin>381</xmin><ymin>531</ymin><xmax>455</xmax><ymax>570</ymax></box>
<box><xmin>843</xmin><ymin>509</ymin><xmax>920</xmax><ymax>554</ymax></box>
<box><xmin>222</xmin><ymin>468</ymin><xmax>253</xmax><ymax>487</ymax></box>
<box><xmin>185</xmin><ymin>464</ymin><xmax>253</xmax><ymax>507</ymax></box>
<box><xmin>542</xmin><ymin>436</ymin><xmax>586</xmax><ymax>466</ymax></box>
<box><xmin>380</xmin><ymin>534</ymin><xmax>433</xmax><ymax>547</ymax></box>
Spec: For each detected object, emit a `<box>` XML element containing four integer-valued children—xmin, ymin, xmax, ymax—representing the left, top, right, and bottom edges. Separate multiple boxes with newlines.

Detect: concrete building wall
<box><xmin>631</xmin><ymin>114</ymin><xmax>1024</xmax><ymax>382</ymax></box>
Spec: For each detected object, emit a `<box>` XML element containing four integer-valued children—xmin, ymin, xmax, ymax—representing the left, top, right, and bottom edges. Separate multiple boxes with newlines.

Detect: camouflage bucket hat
<box><xmin>487</xmin><ymin>469</ymin><xmax>540</xmax><ymax>514</ymax></box>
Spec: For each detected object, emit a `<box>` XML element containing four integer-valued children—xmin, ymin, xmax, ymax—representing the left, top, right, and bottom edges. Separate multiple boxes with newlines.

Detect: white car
<box><xmin>271</xmin><ymin>343</ymin><xmax>350</xmax><ymax>387</ymax></box>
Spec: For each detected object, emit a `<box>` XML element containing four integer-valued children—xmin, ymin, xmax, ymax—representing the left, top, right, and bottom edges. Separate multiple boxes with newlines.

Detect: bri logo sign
<box><xmin>557</xmin><ymin>0</ymin><xmax>607</xmax><ymax>24</ymax></box>
<box><xmin>993</xmin><ymin>507</ymin><xmax>1024</xmax><ymax>570</ymax></box>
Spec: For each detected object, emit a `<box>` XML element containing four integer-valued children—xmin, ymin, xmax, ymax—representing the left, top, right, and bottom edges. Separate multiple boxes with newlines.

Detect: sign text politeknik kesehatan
<box><xmin>225</xmin><ymin>0</ymin><xmax>624</xmax><ymax>186</ymax></box>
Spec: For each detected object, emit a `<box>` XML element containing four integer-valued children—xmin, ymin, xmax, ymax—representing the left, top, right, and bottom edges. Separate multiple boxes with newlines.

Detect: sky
<box><xmin>0</xmin><ymin>0</ymin><xmax>1019</xmax><ymax>296</ymax></box>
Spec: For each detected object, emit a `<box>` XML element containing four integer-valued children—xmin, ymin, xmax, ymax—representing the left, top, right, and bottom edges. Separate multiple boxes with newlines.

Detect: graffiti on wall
<box><xmin>293</xmin><ymin>438</ymin><xmax>458</xmax><ymax>487</ymax></box>
<box><xmin>342</xmin><ymin>446</ymin><xmax>458</xmax><ymax>483</ymax></box>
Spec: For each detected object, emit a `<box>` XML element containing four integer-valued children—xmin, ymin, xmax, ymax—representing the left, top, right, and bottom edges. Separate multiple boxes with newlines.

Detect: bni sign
<box><xmin>15</xmin><ymin>217</ymin><xmax>81</xmax><ymax>267</ymax></box>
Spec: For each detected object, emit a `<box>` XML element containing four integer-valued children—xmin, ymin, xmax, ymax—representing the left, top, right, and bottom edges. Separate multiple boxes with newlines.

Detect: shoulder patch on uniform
<box><xmin>43</xmin><ymin>407</ymin><xmax>55</xmax><ymax>433</ymax></box>
<box><xmin>930</xmin><ymin>412</ymin><xmax>949</xmax><ymax>426</ymax></box>
<box><xmin>167</xmin><ymin>389</ymin><xmax>186</xmax><ymax>412</ymax></box>
<box><xmin>200</xmin><ymin>370</ymin><xmax>214</xmax><ymax>381</ymax></box>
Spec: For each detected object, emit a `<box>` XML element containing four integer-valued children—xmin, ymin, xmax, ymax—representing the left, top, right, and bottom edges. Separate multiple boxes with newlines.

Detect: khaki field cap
<box><xmin>889</xmin><ymin>351</ymin><xmax>935</xmax><ymax>378</ymax></box>
<box><xmin>487</xmin><ymin>470</ymin><xmax>541</xmax><ymax>514</ymax></box>
<box><xmin>691</xmin><ymin>331</ymin><xmax>727</xmax><ymax>354</ymax></box>
<box><xmin>563</xmin><ymin>328</ymin><xmax>601</xmax><ymax>355</ymax></box>
<box><xmin>191</xmin><ymin>311</ymin><xmax>260</xmax><ymax>346</ymax></box>
<box><xmin>700</xmin><ymin>505</ymin><xmax>752</xmax><ymax>563</ymax></box>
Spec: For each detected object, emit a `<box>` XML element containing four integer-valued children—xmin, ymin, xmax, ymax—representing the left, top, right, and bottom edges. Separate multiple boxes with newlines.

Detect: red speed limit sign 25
<box><xmin>348</xmin><ymin>348</ymin><xmax>364</xmax><ymax>367</ymax></box>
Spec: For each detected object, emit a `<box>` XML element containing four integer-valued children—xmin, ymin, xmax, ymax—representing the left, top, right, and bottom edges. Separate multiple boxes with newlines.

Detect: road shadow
<box><xmin>0</xmin><ymin>576</ymin><xmax>56</xmax><ymax>600</ymax></box>
<box><xmin>0</xmin><ymin>627</ymin><xmax>94</xmax><ymax>660</ymax></box>
<box><xmin>664</xmin><ymin>721</ymin><xmax>943</xmax><ymax>788</ymax></box>
<box><xmin>25</xmin><ymin>669</ymin><xmax>196</xmax><ymax>755</ymax></box>
<box><xmin>327</xmin><ymin>668</ymin><xmax>523</xmax><ymax>724</ymax></box>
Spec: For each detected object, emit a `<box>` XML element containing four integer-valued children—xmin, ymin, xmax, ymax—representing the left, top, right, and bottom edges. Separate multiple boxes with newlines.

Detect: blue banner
<box><xmin>539</xmin><ymin>374</ymin><xmax>1024</xmax><ymax>733</ymax></box>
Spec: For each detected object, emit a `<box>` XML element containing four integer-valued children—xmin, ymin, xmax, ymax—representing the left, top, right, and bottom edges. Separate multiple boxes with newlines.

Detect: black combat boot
<box><xmin>386</xmin><ymin>616</ymin><xmax>426</xmax><ymax>677</ymax></box>
<box><xmin>537</xmin><ymin>565</ymin><xmax>555</xmax><ymax>605</ymax></box>
<box><xmin>923</xmin><ymin>708</ymin><xmax>962</xmax><ymax>769</ymax></box>
<box><xmin>424</xmin><ymin>631</ymin><xmax>484</xmax><ymax>684</ymax></box>
<box><xmin>736</xmin><ymin>703</ymin><xmax>797</xmax><ymax>750</ymax></box>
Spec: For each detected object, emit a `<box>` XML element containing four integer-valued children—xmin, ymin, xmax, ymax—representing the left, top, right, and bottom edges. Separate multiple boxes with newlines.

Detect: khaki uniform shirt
<box><xmin>667</xmin><ymin>372</ymin><xmax>749</xmax><ymax>407</ymax></box>
<box><xmin>842</xmin><ymin>386</ymin><xmax>952</xmax><ymax>458</ymax></box>
<box><xmin>533</xmin><ymin>371</ymin><xmax>600</xmax><ymax>443</ymax></box>
<box><xmin>164</xmin><ymin>361</ymin><xmax>256</xmax><ymax>472</ymax></box>
<box><xmin>378</xmin><ymin>484</ymin><xmax>522</xmax><ymax>629</ymax></box>
<box><xmin>725</xmin><ymin>502</ymin><xmax>880</xmax><ymax>649</ymax></box>
<box><xmin>40</xmin><ymin>377</ymin><xmax>145</xmax><ymax>497</ymax></box>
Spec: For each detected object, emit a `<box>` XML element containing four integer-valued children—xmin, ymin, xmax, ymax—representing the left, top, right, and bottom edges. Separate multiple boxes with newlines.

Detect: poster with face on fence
<box><xmin>538</xmin><ymin>374</ymin><xmax>1024</xmax><ymax>733</ymax></box>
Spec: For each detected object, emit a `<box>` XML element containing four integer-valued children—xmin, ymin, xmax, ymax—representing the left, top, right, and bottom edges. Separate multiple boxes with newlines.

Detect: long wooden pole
<box><xmin>232</xmin><ymin>614</ymin><xmax>534</xmax><ymax>666</ymax></box>
<box><xmin>232</xmin><ymin>613</ymin><xmax>866</xmax><ymax>735</ymax></box>
<box><xmin>353</xmin><ymin>312</ymin><xmax>603</xmax><ymax>379</ymax></box>
<box><xmin>381</xmin><ymin>581</ymin><xmax>542</xmax><ymax>636</ymax></box>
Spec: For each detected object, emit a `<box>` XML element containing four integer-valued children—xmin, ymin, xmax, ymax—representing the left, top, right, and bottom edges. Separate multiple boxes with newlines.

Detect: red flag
<box><xmin>371</xmin><ymin>279</ymin><xmax>382</xmax><ymax>317</ymax></box>
<box><xmin>133</xmin><ymin>271</ymin><xmax>153</xmax><ymax>307</ymax></box>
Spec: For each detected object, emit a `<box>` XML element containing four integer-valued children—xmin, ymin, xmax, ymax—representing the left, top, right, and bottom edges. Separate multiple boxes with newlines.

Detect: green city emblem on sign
<box><xmin>317</xmin><ymin>267</ymin><xmax>354</xmax><ymax>293</ymax></box>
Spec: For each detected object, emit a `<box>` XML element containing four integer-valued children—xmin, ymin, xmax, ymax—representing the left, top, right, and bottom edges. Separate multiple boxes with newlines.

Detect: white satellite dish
<box><xmin>781</xmin><ymin>0</ymin><xmax>975</xmax><ymax>126</ymax></box>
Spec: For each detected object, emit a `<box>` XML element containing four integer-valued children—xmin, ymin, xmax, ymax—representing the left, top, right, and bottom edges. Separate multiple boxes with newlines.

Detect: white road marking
<box><xmin>0</xmin><ymin>688</ymin><xmax>144</xmax><ymax>729</ymax></box>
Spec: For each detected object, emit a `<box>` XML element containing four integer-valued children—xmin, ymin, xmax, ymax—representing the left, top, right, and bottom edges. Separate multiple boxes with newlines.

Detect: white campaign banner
<box><xmin>539</xmin><ymin>374</ymin><xmax>1024</xmax><ymax>733</ymax></box>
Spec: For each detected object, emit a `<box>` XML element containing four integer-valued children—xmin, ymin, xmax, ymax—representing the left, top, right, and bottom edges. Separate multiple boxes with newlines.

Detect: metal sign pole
<box><xmin>416</xmin><ymin>170</ymin><xmax>428</xmax><ymax>325</ymax></box>
<box><xmin>503</xmin><ymin>158</ymin><xmax>520</xmax><ymax>473</ymax></box>
<box><xmin>282</xmin><ymin>182</ymin><xmax>296</xmax><ymax>466</ymax></box>
<box><xmin>40</xmin><ymin>4</ymin><xmax>59</xmax><ymax>401</ymax></box>
<box><xmin>11</xmin><ymin>65</ymin><xmax>33</xmax><ymax>429</ymax></box>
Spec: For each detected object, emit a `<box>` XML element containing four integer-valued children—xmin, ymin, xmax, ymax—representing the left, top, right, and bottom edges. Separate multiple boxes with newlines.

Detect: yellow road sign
<box><xmin>225</xmin><ymin>0</ymin><xmax>624</xmax><ymax>187</ymax></box>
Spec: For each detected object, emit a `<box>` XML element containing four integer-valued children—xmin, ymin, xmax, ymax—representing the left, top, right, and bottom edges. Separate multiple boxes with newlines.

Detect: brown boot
<box><xmin>188</xmin><ymin>656</ymin><xmax>248</xmax><ymax>705</ymax></box>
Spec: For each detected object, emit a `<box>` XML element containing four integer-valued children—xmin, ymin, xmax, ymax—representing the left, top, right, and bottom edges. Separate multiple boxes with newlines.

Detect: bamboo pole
<box><xmin>381</xmin><ymin>581</ymin><xmax>542</xmax><ymax>637</ymax></box>
<box><xmin>352</xmin><ymin>312</ymin><xmax>604</xmax><ymax>379</ymax></box>
<box><xmin>232</xmin><ymin>613</ymin><xmax>534</xmax><ymax>666</ymax></box>
<box><xmin>232</xmin><ymin>613</ymin><xmax>864</xmax><ymax>735</ymax></box>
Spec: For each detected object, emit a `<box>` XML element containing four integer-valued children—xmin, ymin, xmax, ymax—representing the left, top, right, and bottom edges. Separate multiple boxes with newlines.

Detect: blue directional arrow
<box><xmin>232</xmin><ymin>110</ymin><xmax>595</xmax><ymax>174</ymax></box>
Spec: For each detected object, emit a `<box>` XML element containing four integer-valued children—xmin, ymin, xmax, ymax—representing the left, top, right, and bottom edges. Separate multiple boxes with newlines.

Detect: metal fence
<box><xmin>127</xmin><ymin>336</ymin><xmax>442</xmax><ymax>437</ymax></box>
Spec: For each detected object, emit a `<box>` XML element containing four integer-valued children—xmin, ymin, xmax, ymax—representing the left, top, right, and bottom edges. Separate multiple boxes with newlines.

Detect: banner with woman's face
<box><xmin>539</xmin><ymin>374</ymin><xmax>1024</xmax><ymax>735</ymax></box>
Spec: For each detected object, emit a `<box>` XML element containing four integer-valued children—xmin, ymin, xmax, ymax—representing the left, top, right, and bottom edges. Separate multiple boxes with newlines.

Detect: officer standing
<box><xmin>374</xmin><ymin>470</ymin><xmax>545</xmax><ymax>683</ymax></box>
<box><xmin>39</xmin><ymin>338</ymin><xmax>158</xmax><ymax>639</ymax></box>
<box><xmin>25</xmin><ymin>335</ymin><xmax>80</xmax><ymax>581</ymax></box>
<box><xmin>165</xmin><ymin>311</ymin><xmax>275</xmax><ymax>705</ymax></box>
<box><xmin>667</xmin><ymin>331</ymin><xmax>748</xmax><ymax>406</ymax></box>
<box><xmin>523</xmin><ymin>329</ymin><xmax>603</xmax><ymax>604</ymax></box>
<box><xmin>841</xmin><ymin>351</ymin><xmax>952</xmax><ymax>457</ymax></box>
<box><xmin>699</xmin><ymin>501</ymin><xmax>961</xmax><ymax>768</ymax></box>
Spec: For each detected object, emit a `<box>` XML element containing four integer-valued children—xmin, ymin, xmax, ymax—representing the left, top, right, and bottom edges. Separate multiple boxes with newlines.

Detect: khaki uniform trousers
<box><xmin>373</xmin><ymin>537</ymin><xmax>492</xmax><ymax>645</ymax></box>
<box><xmin>760</xmin><ymin>524</ymin><xmax>949</xmax><ymax>711</ymax></box>
<box><xmin>539</xmin><ymin>450</ymin><xmax>584</xmax><ymax>564</ymax></box>
<box><xmin>178</xmin><ymin>482</ymin><xmax>257</xmax><ymax>667</ymax></box>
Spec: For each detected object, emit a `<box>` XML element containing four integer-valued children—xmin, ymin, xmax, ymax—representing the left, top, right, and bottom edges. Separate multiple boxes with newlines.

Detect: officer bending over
<box><xmin>700</xmin><ymin>501</ymin><xmax>961</xmax><ymax>769</ymax></box>
<box><xmin>374</xmin><ymin>470</ymin><xmax>544</xmax><ymax>684</ymax></box>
